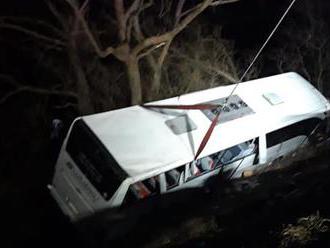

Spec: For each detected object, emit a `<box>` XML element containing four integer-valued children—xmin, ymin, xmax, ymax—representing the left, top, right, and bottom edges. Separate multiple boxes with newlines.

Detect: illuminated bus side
<box><xmin>48</xmin><ymin>73</ymin><xmax>330</xmax><ymax>221</ymax></box>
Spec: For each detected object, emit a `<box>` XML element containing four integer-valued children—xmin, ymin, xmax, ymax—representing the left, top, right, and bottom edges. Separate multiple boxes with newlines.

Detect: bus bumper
<box><xmin>48</xmin><ymin>184</ymin><xmax>80</xmax><ymax>222</ymax></box>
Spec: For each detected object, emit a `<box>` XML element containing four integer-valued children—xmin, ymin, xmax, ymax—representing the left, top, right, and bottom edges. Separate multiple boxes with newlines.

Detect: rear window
<box><xmin>66</xmin><ymin>119</ymin><xmax>127</xmax><ymax>200</ymax></box>
<box><xmin>266</xmin><ymin>118</ymin><xmax>321</xmax><ymax>148</ymax></box>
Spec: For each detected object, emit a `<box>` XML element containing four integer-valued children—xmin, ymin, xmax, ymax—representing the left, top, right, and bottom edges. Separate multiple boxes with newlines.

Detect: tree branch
<box><xmin>125</xmin><ymin>0</ymin><xmax>142</xmax><ymax>43</ymax></box>
<box><xmin>173</xmin><ymin>51</ymin><xmax>238</xmax><ymax>82</ymax></box>
<box><xmin>0</xmin><ymin>23</ymin><xmax>65</xmax><ymax>46</ymax></box>
<box><xmin>141</xmin><ymin>0</ymin><xmax>154</xmax><ymax>11</ymax></box>
<box><xmin>1</xmin><ymin>16</ymin><xmax>64</xmax><ymax>37</ymax></box>
<box><xmin>158</xmin><ymin>39</ymin><xmax>172</xmax><ymax>66</ymax></box>
<box><xmin>132</xmin><ymin>0</ymin><xmax>214</xmax><ymax>56</ymax></box>
<box><xmin>79</xmin><ymin>0</ymin><xmax>89</xmax><ymax>13</ymax></box>
<box><xmin>133</xmin><ymin>14</ymin><xmax>159</xmax><ymax>69</ymax></box>
<box><xmin>0</xmin><ymin>86</ymin><xmax>77</xmax><ymax>105</ymax></box>
<box><xmin>137</xmin><ymin>42</ymin><xmax>166</xmax><ymax>60</ymax></box>
<box><xmin>210</xmin><ymin>0</ymin><xmax>240</xmax><ymax>6</ymax></box>
<box><xmin>64</xmin><ymin>0</ymin><xmax>115</xmax><ymax>58</ymax></box>
<box><xmin>133</xmin><ymin>15</ymin><xmax>145</xmax><ymax>41</ymax></box>
<box><xmin>175</xmin><ymin>0</ymin><xmax>186</xmax><ymax>26</ymax></box>
<box><xmin>45</xmin><ymin>0</ymin><xmax>68</xmax><ymax>30</ymax></box>
<box><xmin>180</xmin><ymin>0</ymin><xmax>238</xmax><ymax>20</ymax></box>
<box><xmin>125</xmin><ymin>0</ymin><xmax>141</xmax><ymax>19</ymax></box>
<box><xmin>114</xmin><ymin>0</ymin><xmax>127</xmax><ymax>42</ymax></box>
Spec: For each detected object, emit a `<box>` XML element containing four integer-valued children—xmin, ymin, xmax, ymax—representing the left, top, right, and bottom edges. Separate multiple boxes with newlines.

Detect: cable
<box><xmin>220</xmin><ymin>0</ymin><xmax>298</xmax><ymax>176</ymax></box>
<box><xmin>224</xmin><ymin>0</ymin><xmax>298</xmax><ymax>106</ymax></box>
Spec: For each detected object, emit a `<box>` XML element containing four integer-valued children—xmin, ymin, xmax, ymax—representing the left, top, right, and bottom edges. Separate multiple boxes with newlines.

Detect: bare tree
<box><xmin>159</xmin><ymin>24</ymin><xmax>261</xmax><ymax>98</ymax></box>
<box><xmin>67</xmin><ymin>0</ymin><xmax>239</xmax><ymax>104</ymax></box>
<box><xmin>0</xmin><ymin>0</ymin><xmax>240</xmax><ymax>114</ymax></box>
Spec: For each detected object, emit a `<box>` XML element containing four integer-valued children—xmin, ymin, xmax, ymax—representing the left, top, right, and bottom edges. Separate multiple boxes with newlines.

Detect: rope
<box><xmin>158</xmin><ymin>0</ymin><xmax>298</xmax><ymax>161</ymax></box>
<box><xmin>224</xmin><ymin>0</ymin><xmax>297</xmax><ymax>105</ymax></box>
<box><xmin>194</xmin><ymin>0</ymin><xmax>297</xmax><ymax>159</ymax></box>
<box><xmin>203</xmin><ymin>0</ymin><xmax>298</xmax><ymax>173</ymax></box>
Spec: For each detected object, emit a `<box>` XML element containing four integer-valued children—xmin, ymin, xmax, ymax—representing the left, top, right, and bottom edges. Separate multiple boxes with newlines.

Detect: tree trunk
<box><xmin>144</xmin><ymin>56</ymin><xmax>161</xmax><ymax>101</ymax></box>
<box><xmin>68</xmin><ymin>44</ymin><xmax>94</xmax><ymax>114</ymax></box>
<box><xmin>151</xmin><ymin>66</ymin><xmax>161</xmax><ymax>97</ymax></box>
<box><xmin>126</xmin><ymin>57</ymin><xmax>142</xmax><ymax>105</ymax></box>
<box><xmin>146</xmin><ymin>41</ymin><xmax>172</xmax><ymax>101</ymax></box>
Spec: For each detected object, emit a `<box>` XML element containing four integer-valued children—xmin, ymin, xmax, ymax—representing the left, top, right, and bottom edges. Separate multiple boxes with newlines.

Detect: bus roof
<box><xmin>82</xmin><ymin>72</ymin><xmax>330</xmax><ymax>181</ymax></box>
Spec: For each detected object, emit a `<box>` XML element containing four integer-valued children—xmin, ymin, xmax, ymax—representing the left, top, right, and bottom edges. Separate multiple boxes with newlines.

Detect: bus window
<box><xmin>165</xmin><ymin>165</ymin><xmax>185</xmax><ymax>189</ymax></box>
<box><xmin>186</xmin><ymin>156</ymin><xmax>216</xmax><ymax>179</ymax></box>
<box><xmin>124</xmin><ymin>176</ymin><xmax>160</xmax><ymax>205</ymax></box>
<box><xmin>198</xmin><ymin>156</ymin><xmax>215</xmax><ymax>172</ymax></box>
<box><xmin>266</xmin><ymin>118</ymin><xmax>321</xmax><ymax>148</ymax></box>
<box><xmin>220</xmin><ymin>146</ymin><xmax>241</xmax><ymax>164</ymax></box>
<box><xmin>122</xmin><ymin>186</ymin><xmax>138</xmax><ymax>207</ymax></box>
<box><xmin>218</xmin><ymin>140</ymin><xmax>256</xmax><ymax>165</ymax></box>
<box><xmin>308</xmin><ymin>117</ymin><xmax>330</xmax><ymax>144</ymax></box>
<box><xmin>187</xmin><ymin>139</ymin><xmax>256</xmax><ymax>180</ymax></box>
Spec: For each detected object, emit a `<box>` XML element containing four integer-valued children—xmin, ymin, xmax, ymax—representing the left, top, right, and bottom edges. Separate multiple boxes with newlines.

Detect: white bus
<box><xmin>48</xmin><ymin>72</ymin><xmax>330</xmax><ymax>221</ymax></box>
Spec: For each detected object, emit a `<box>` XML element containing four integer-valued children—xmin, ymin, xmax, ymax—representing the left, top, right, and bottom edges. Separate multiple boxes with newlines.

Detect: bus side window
<box><xmin>218</xmin><ymin>140</ymin><xmax>256</xmax><ymax>165</ymax></box>
<box><xmin>122</xmin><ymin>176</ymin><xmax>160</xmax><ymax>206</ymax></box>
<box><xmin>165</xmin><ymin>165</ymin><xmax>185</xmax><ymax>190</ymax></box>
<box><xmin>187</xmin><ymin>139</ymin><xmax>257</xmax><ymax>180</ymax></box>
<box><xmin>266</xmin><ymin>118</ymin><xmax>321</xmax><ymax>148</ymax></box>
<box><xmin>122</xmin><ymin>186</ymin><xmax>139</xmax><ymax>207</ymax></box>
<box><xmin>309</xmin><ymin>117</ymin><xmax>330</xmax><ymax>144</ymax></box>
<box><xmin>186</xmin><ymin>156</ymin><xmax>216</xmax><ymax>180</ymax></box>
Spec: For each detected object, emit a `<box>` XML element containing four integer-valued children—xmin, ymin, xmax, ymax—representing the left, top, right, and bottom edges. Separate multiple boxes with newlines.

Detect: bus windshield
<box><xmin>66</xmin><ymin>119</ymin><xmax>127</xmax><ymax>200</ymax></box>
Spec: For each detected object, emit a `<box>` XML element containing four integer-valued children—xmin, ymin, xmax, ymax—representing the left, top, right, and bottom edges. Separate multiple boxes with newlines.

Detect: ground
<box><xmin>3</xmin><ymin>139</ymin><xmax>330</xmax><ymax>248</ymax></box>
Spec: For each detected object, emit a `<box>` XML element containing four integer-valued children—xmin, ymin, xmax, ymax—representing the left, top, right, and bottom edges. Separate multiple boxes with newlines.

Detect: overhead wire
<box><xmin>224</xmin><ymin>0</ymin><xmax>298</xmax><ymax>104</ymax></box>
<box><xmin>224</xmin><ymin>0</ymin><xmax>299</xmax><ymax>178</ymax></box>
<box><xmin>194</xmin><ymin>0</ymin><xmax>298</xmax><ymax>161</ymax></box>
